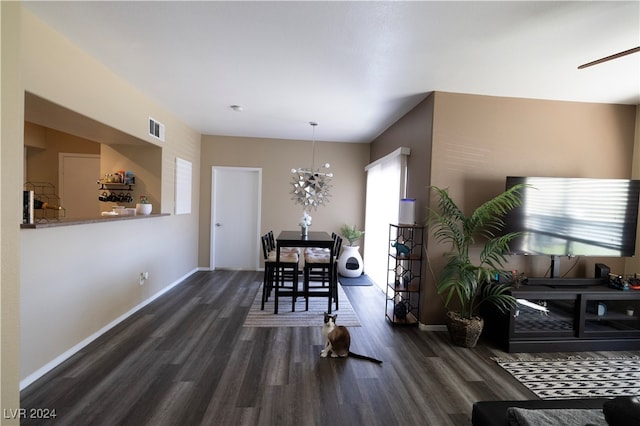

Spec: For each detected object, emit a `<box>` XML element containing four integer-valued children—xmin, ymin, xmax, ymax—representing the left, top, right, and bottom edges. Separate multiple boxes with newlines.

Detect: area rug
<box><xmin>243</xmin><ymin>283</ymin><xmax>361</xmax><ymax>327</ymax></box>
<box><xmin>338</xmin><ymin>274</ymin><xmax>374</xmax><ymax>286</ymax></box>
<box><xmin>494</xmin><ymin>357</ymin><xmax>640</xmax><ymax>399</ymax></box>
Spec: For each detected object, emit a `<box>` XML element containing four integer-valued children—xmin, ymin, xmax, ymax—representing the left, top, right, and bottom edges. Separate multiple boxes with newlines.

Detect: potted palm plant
<box><xmin>338</xmin><ymin>224</ymin><xmax>364</xmax><ymax>277</ymax></box>
<box><xmin>428</xmin><ymin>184</ymin><xmax>525</xmax><ymax>347</ymax></box>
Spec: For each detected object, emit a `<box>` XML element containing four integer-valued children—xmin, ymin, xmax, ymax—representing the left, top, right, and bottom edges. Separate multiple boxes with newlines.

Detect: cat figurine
<box><xmin>321</xmin><ymin>312</ymin><xmax>382</xmax><ymax>364</ymax></box>
<box><xmin>392</xmin><ymin>242</ymin><xmax>410</xmax><ymax>256</ymax></box>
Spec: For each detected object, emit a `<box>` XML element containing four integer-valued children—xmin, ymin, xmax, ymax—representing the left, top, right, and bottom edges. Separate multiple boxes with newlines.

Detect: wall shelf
<box><xmin>97</xmin><ymin>180</ymin><xmax>135</xmax><ymax>203</ymax></box>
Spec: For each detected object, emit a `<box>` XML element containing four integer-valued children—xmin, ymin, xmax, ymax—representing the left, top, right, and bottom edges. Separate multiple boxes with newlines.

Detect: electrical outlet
<box><xmin>139</xmin><ymin>272</ymin><xmax>145</xmax><ymax>286</ymax></box>
<box><xmin>144</xmin><ymin>272</ymin><xmax>149</xmax><ymax>280</ymax></box>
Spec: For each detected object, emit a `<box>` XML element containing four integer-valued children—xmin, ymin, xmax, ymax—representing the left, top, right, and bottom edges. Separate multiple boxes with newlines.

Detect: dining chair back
<box><xmin>260</xmin><ymin>233</ymin><xmax>300</xmax><ymax>313</ymax></box>
<box><xmin>303</xmin><ymin>234</ymin><xmax>342</xmax><ymax>313</ymax></box>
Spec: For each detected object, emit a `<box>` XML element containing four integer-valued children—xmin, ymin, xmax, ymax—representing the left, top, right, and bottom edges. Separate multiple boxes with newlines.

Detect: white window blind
<box><xmin>363</xmin><ymin>147</ymin><xmax>410</xmax><ymax>289</ymax></box>
<box><xmin>175</xmin><ymin>157</ymin><xmax>192</xmax><ymax>215</ymax></box>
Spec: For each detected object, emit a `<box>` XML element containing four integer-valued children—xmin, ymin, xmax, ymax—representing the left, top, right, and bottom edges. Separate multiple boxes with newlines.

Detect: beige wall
<box><xmin>199</xmin><ymin>135</ymin><xmax>369</xmax><ymax>268</ymax></box>
<box><xmin>370</xmin><ymin>94</ymin><xmax>434</xmax><ymax>219</ymax></box>
<box><xmin>25</xmin><ymin>123</ymin><xmax>100</xmax><ymax>188</ymax></box>
<box><xmin>625</xmin><ymin>107</ymin><xmax>640</xmax><ymax>274</ymax></box>
<box><xmin>16</xmin><ymin>7</ymin><xmax>201</xmax><ymax>389</ymax></box>
<box><xmin>369</xmin><ymin>94</ymin><xmax>435</xmax><ymax>322</ymax></box>
<box><xmin>21</xmin><ymin>15</ymin><xmax>166</xmax><ymax>150</ymax></box>
<box><xmin>24</xmin><ymin>121</ymin><xmax>47</xmax><ymax>149</ymax></box>
<box><xmin>2</xmin><ymin>2</ymin><xmax>24</xmax><ymax>420</ymax></box>
<box><xmin>371</xmin><ymin>91</ymin><xmax>638</xmax><ymax>324</ymax></box>
<box><xmin>100</xmin><ymin>144</ymin><xmax>162</xmax><ymax>212</ymax></box>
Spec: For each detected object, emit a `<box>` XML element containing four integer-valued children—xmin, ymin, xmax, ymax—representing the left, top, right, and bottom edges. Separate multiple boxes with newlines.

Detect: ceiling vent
<box><xmin>148</xmin><ymin>117</ymin><xmax>165</xmax><ymax>142</ymax></box>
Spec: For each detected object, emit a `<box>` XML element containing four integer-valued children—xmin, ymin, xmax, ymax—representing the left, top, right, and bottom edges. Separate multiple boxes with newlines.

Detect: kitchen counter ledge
<box><xmin>21</xmin><ymin>213</ymin><xmax>170</xmax><ymax>229</ymax></box>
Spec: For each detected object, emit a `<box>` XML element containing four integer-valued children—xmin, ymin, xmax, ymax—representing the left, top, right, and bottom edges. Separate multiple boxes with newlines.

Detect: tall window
<box><xmin>364</xmin><ymin>147</ymin><xmax>410</xmax><ymax>290</ymax></box>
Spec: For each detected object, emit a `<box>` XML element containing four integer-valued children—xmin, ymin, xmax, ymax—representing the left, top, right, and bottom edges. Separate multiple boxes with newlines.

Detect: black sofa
<box><xmin>472</xmin><ymin>398</ymin><xmax>610</xmax><ymax>426</ymax></box>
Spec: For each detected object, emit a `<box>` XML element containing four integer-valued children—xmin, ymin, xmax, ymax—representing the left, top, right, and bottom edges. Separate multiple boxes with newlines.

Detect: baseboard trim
<box><xmin>20</xmin><ymin>267</ymin><xmax>199</xmax><ymax>390</ymax></box>
<box><xmin>418</xmin><ymin>323</ymin><xmax>447</xmax><ymax>332</ymax></box>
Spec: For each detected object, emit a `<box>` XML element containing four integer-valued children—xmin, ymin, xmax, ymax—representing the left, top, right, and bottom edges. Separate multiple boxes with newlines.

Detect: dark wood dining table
<box><xmin>274</xmin><ymin>230</ymin><xmax>335</xmax><ymax>314</ymax></box>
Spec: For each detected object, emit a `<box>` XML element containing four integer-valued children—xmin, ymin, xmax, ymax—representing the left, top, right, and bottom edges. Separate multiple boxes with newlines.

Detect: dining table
<box><xmin>274</xmin><ymin>230</ymin><xmax>335</xmax><ymax>314</ymax></box>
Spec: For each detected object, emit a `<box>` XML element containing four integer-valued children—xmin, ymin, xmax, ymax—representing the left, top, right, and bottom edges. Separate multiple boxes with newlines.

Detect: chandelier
<box><xmin>290</xmin><ymin>122</ymin><xmax>333</xmax><ymax>210</ymax></box>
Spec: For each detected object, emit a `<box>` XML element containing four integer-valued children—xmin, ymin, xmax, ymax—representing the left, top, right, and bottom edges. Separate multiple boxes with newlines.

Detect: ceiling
<box><xmin>22</xmin><ymin>1</ymin><xmax>640</xmax><ymax>143</ymax></box>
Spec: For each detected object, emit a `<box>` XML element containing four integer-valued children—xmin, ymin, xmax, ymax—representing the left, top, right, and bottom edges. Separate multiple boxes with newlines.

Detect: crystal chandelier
<box><xmin>290</xmin><ymin>122</ymin><xmax>333</xmax><ymax>210</ymax></box>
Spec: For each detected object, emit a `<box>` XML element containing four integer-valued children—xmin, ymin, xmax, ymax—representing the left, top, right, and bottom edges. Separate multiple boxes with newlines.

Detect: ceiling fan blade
<box><xmin>578</xmin><ymin>46</ymin><xmax>640</xmax><ymax>69</ymax></box>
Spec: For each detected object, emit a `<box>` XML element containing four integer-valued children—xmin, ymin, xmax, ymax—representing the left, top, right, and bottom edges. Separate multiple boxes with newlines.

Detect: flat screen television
<box><xmin>503</xmin><ymin>176</ymin><xmax>640</xmax><ymax>259</ymax></box>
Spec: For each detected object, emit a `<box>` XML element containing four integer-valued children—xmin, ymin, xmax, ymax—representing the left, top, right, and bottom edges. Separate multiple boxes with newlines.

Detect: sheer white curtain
<box><xmin>364</xmin><ymin>148</ymin><xmax>410</xmax><ymax>290</ymax></box>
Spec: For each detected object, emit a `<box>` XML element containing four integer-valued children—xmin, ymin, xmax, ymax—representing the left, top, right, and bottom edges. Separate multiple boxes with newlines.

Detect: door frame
<box><xmin>58</xmin><ymin>152</ymin><xmax>101</xmax><ymax>214</ymax></box>
<box><xmin>210</xmin><ymin>166</ymin><xmax>262</xmax><ymax>271</ymax></box>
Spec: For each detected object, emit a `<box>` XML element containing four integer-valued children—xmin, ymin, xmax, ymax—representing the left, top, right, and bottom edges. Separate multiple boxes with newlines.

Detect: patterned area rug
<box><xmin>243</xmin><ymin>283</ymin><xmax>361</xmax><ymax>327</ymax></box>
<box><xmin>495</xmin><ymin>357</ymin><xmax>640</xmax><ymax>399</ymax></box>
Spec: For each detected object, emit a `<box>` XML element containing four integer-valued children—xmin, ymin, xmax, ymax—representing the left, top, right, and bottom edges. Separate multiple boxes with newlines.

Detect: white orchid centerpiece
<box><xmin>299</xmin><ymin>211</ymin><xmax>312</xmax><ymax>228</ymax></box>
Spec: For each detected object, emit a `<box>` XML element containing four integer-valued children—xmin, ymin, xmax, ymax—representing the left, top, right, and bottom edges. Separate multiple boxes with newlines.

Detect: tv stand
<box><xmin>526</xmin><ymin>277</ymin><xmax>604</xmax><ymax>287</ymax></box>
<box><xmin>549</xmin><ymin>255</ymin><xmax>561</xmax><ymax>278</ymax></box>
<box><xmin>483</xmin><ymin>282</ymin><xmax>640</xmax><ymax>352</ymax></box>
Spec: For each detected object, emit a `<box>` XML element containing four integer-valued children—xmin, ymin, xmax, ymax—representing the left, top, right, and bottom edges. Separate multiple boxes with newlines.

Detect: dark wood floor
<box><xmin>20</xmin><ymin>270</ymin><xmax>640</xmax><ymax>425</ymax></box>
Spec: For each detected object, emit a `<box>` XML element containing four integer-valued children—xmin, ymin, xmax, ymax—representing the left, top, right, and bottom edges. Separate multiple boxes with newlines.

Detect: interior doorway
<box><xmin>211</xmin><ymin>167</ymin><xmax>262</xmax><ymax>270</ymax></box>
<box><xmin>58</xmin><ymin>153</ymin><xmax>100</xmax><ymax>220</ymax></box>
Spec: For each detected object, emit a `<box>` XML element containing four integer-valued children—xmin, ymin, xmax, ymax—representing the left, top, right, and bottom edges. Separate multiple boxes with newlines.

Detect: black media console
<box><xmin>483</xmin><ymin>280</ymin><xmax>640</xmax><ymax>353</ymax></box>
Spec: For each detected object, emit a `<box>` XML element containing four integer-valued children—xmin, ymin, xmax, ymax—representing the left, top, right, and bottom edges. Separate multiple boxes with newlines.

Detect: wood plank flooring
<box><xmin>20</xmin><ymin>270</ymin><xmax>640</xmax><ymax>425</ymax></box>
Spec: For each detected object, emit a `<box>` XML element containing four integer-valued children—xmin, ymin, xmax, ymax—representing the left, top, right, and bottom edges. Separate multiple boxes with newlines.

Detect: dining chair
<box><xmin>268</xmin><ymin>230</ymin><xmax>300</xmax><ymax>256</ymax></box>
<box><xmin>260</xmin><ymin>233</ymin><xmax>300</xmax><ymax>313</ymax></box>
<box><xmin>302</xmin><ymin>232</ymin><xmax>337</xmax><ymax>261</ymax></box>
<box><xmin>303</xmin><ymin>234</ymin><xmax>342</xmax><ymax>313</ymax></box>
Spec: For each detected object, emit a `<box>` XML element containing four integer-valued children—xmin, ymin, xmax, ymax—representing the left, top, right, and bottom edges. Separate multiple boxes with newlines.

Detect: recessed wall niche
<box><xmin>24</xmin><ymin>92</ymin><xmax>162</xmax><ymax>220</ymax></box>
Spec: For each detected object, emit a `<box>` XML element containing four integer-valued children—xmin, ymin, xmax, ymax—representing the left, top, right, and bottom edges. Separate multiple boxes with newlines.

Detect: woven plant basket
<box><xmin>445</xmin><ymin>311</ymin><xmax>484</xmax><ymax>348</ymax></box>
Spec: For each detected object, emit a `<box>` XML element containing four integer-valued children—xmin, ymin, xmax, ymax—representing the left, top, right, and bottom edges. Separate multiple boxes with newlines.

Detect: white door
<box><xmin>211</xmin><ymin>167</ymin><xmax>261</xmax><ymax>270</ymax></box>
<box><xmin>59</xmin><ymin>153</ymin><xmax>101</xmax><ymax>220</ymax></box>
